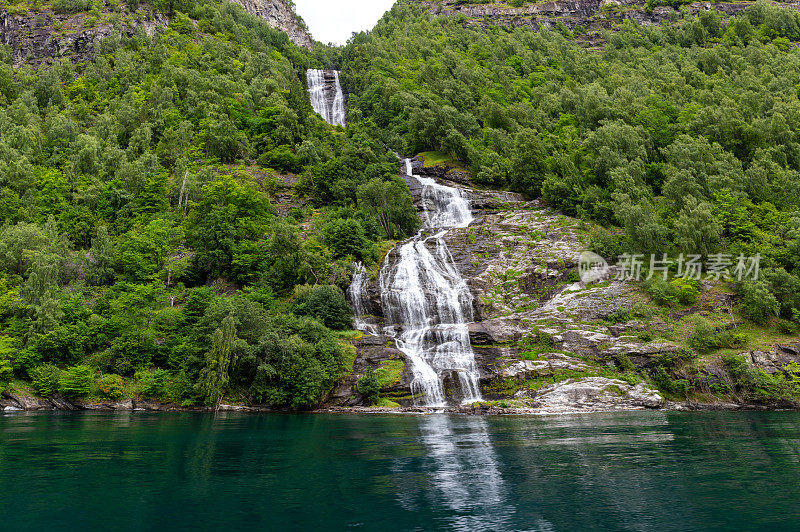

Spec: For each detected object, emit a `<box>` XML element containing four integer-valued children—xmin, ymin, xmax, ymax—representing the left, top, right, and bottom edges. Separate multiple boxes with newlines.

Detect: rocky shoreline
<box><xmin>4</xmin><ymin>388</ymin><xmax>796</xmax><ymax>415</ymax></box>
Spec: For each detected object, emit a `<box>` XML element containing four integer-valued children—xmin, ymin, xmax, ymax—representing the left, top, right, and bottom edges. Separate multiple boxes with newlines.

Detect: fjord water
<box><xmin>3</xmin><ymin>411</ymin><xmax>800</xmax><ymax>531</ymax></box>
<box><xmin>370</xmin><ymin>160</ymin><xmax>481</xmax><ymax>405</ymax></box>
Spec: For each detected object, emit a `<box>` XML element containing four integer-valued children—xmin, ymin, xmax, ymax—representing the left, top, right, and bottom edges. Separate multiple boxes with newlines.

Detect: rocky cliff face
<box><xmin>229</xmin><ymin>0</ymin><xmax>312</xmax><ymax>48</ymax></box>
<box><xmin>422</xmin><ymin>0</ymin><xmax>800</xmax><ymax>41</ymax></box>
<box><xmin>1</xmin><ymin>6</ymin><xmax>167</xmax><ymax>67</ymax></box>
<box><xmin>1</xmin><ymin>0</ymin><xmax>310</xmax><ymax>67</ymax></box>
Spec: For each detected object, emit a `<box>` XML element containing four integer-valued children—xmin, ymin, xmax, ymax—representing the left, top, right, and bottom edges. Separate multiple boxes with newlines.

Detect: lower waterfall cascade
<box><xmin>348</xmin><ymin>159</ymin><xmax>483</xmax><ymax>406</ymax></box>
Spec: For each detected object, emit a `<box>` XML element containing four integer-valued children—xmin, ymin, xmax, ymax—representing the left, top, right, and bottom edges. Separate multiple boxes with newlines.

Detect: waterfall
<box><xmin>306</xmin><ymin>69</ymin><xmax>346</xmax><ymax>126</ymax></box>
<box><xmin>347</xmin><ymin>262</ymin><xmax>379</xmax><ymax>336</ymax></box>
<box><xmin>349</xmin><ymin>159</ymin><xmax>482</xmax><ymax>407</ymax></box>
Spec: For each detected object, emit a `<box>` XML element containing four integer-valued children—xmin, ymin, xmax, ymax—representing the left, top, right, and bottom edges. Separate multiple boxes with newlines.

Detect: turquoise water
<box><xmin>2</xmin><ymin>411</ymin><xmax>800</xmax><ymax>531</ymax></box>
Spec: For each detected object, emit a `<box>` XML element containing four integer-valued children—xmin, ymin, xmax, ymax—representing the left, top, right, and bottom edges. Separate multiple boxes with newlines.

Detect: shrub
<box><xmin>615</xmin><ymin>354</ymin><xmax>637</xmax><ymax>373</ymax></box>
<box><xmin>136</xmin><ymin>368</ymin><xmax>170</xmax><ymax>398</ymax></box>
<box><xmin>644</xmin><ymin>277</ymin><xmax>700</xmax><ymax>306</ymax></box>
<box><xmin>722</xmin><ymin>354</ymin><xmax>795</xmax><ymax>402</ymax></box>
<box><xmin>52</xmin><ymin>0</ymin><xmax>92</xmax><ymax>14</ymax></box>
<box><xmin>31</xmin><ymin>364</ymin><xmax>62</xmax><ymax>396</ymax></box>
<box><xmin>651</xmin><ymin>366</ymin><xmax>691</xmax><ymax>397</ymax></box>
<box><xmin>777</xmin><ymin>319</ymin><xmax>799</xmax><ymax>335</ymax></box>
<box><xmin>321</xmin><ymin>218</ymin><xmax>368</xmax><ymax>260</ymax></box>
<box><xmin>738</xmin><ymin>280</ymin><xmax>779</xmax><ymax>324</ymax></box>
<box><xmin>357</xmin><ymin>368</ymin><xmax>381</xmax><ymax>405</ymax></box>
<box><xmin>644</xmin><ymin>277</ymin><xmax>677</xmax><ymax>306</ymax></box>
<box><xmin>257</xmin><ymin>146</ymin><xmax>301</xmax><ymax>173</ymax></box>
<box><xmin>0</xmin><ymin>357</ymin><xmax>12</xmax><ymax>390</ymax></box>
<box><xmin>59</xmin><ymin>365</ymin><xmax>94</xmax><ymax>397</ymax></box>
<box><xmin>605</xmin><ymin>307</ymin><xmax>633</xmax><ymax>324</ymax></box>
<box><xmin>689</xmin><ymin>320</ymin><xmax>748</xmax><ymax>352</ymax></box>
<box><xmin>291</xmin><ymin>284</ymin><xmax>353</xmax><ymax>330</ymax></box>
<box><xmin>97</xmin><ymin>374</ymin><xmax>125</xmax><ymax>400</ymax></box>
<box><xmin>671</xmin><ymin>277</ymin><xmax>701</xmax><ymax>305</ymax></box>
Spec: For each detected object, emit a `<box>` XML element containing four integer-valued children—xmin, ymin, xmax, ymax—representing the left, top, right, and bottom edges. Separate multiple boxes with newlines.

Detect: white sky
<box><xmin>293</xmin><ymin>0</ymin><xmax>397</xmax><ymax>45</ymax></box>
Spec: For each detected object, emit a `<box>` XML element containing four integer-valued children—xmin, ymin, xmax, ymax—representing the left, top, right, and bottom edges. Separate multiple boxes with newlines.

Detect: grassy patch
<box><xmin>376</xmin><ymin>359</ymin><xmax>405</xmax><ymax>388</ymax></box>
<box><xmin>374</xmin><ymin>397</ymin><xmax>401</xmax><ymax>408</ymax></box>
<box><xmin>417</xmin><ymin>151</ymin><xmax>468</xmax><ymax>171</ymax></box>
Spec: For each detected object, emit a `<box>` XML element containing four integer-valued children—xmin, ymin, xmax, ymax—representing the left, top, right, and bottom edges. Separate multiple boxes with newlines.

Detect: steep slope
<box><xmin>229</xmin><ymin>0</ymin><xmax>312</xmax><ymax>47</ymax></box>
<box><xmin>0</xmin><ymin>0</ymin><xmax>311</xmax><ymax>67</ymax></box>
<box><xmin>421</xmin><ymin>0</ymin><xmax>800</xmax><ymax>40</ymax></box>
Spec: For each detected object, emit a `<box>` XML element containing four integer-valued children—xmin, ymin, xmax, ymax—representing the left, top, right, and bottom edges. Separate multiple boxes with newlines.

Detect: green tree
<box><xmin>195</xmin><ymin>315</ymin><xmax>237</xmax><ymax>408</ymax></box>
<box><xmin>292</xmin><ymin>284</ymin><xmax>353</xmax><ymax>330</ymax></box>
<box><xmin>356</xmin><ymin>177</ymin><xmax>420</xmax><ymax>239</ymax></box>
<box><xmin>60</xmin><ymin>365</ymin><xmax>94</xmax><ymax>397</ymax></box>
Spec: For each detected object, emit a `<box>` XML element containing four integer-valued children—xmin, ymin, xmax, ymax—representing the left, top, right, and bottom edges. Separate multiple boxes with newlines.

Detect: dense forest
<box><xmin>1</xmin><ymin>0</ymin><xmax>799</xmax><ymax>407</ymax></box>
<box><xmin>0</xmin><ymin>0</ymin><xmax>419</xmax><ymax>407</ymax></box>
<box><xmin>342</xmin><ymin>0</ymin><xmax>800</xmax><ymax>326</ymax></box>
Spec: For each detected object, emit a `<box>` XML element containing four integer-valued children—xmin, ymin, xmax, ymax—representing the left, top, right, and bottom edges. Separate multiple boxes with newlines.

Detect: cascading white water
<box><xmin>306</xmin><ymin>69</ymin><xmax>346</xmax><ymax>126</ymax></box>
<box><xmin>347</xmin><ymin>262</ymin><xmax>379</xmax><ymax>336</ymax></box>
<box><xmin>348</xmin><ymin>159</ymin><xmax>482</xmax><ymax>406</ymax></box>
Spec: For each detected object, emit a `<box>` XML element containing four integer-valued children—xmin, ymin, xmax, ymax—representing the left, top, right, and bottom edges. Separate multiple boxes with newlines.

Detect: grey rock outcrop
<box><xmin>229</xmin><ymin>0</ymin><xmax>312</xmax><ymax>48</ymax></box>
<box><xmin>1</xmin><ymin>0</ymin><xmax>310</xmax><ymax>68</ymax></box>
<box><xmin>749</xmin><ymin>344</ymin><xmax>800</xmax><ymax>374</ymax></box>
<box><xmin>525</xmin><ymin>377</ymin><xmax>664</xmax><ymax>412</ymax></box>
<box><xmin>1</xmin><ymin>6</ymin><xmax>166</xmax><ymax>67</ymax></box>
<box><xmin>421</xmin><ymin>0</ymin><xmax>800</xmax><ymax>41</ymax></box>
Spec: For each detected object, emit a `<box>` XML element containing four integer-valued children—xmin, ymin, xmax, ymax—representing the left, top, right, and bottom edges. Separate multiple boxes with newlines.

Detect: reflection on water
<box><xmin>395</xmin><ymin>415</ymin><xmax>555</xmax><ymax>531</ymax></box>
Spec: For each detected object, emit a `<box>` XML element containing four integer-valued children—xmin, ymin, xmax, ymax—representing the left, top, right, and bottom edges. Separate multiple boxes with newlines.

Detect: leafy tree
<box><xmin>357</xmin><ymin>368</ymin><xmax>381</xmax><ymax>405</ymax></box>
<box><xmin>60</xmin><ymin>365</ymin><xmax>94</xmax><ymax>397</ymax></box>
<box><xmin>738</xmin><ymin>280</ymin><xmax>780</xmax><ymax>325</ymax></box>
<box><xmin>321</xmin><ymin>218</ymin><xmax>368</xmax><ymax>260</ymax></box>
<box><xmin>195</xmin><ymin>315</ymin><xmax>237</xmax><ymax>407</ymax></box>
<box><xmin>291</xmin><ymin>284</ymin><xmax>353</xmax><ymax>330</ymax></box>
<box><xmin>356</xmin><ymin>177</ymin><xmax>420</xmax><ymax>239</ymax></box>
<box><xmin>30</xmin><ymin>364</ymin><xmax>62</xmax><ymax>397</ymax></box>
<box><xmin>97</xmin><ymin>374</ymin><xmax>125</xmax><ymax>400</ymax></box>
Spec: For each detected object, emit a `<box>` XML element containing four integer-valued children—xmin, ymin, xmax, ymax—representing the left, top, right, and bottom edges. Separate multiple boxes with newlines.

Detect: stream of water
<box><xmin>350</xmin><ymin>160</ymin><xmax>481</xmax><ymax>406</ymax></box>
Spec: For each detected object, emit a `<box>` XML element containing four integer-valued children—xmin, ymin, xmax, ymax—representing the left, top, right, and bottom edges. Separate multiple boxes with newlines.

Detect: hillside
<box><xmin>1</xmin><ymin>0</ymin><xmax>800</xmax><ymax>412</ymax></box>
<box><xmin>0</xmin><ymin>0</ymin><xmax>311</xmax><ymax>67</ymax></box>
<box><xmin>422</xmin><ymin>0</ymin><xmax>800</xmax><ymax>44</ymax></box>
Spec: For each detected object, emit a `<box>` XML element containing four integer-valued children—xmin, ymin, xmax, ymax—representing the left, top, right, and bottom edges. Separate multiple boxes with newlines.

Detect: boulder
<box><xmin>526</xmin><ymin>377</ymin><xmax>664</xmax><ymax>412</ymax></box>
<box><xmin>1</xmin><ymin>391</ymin><xmax>52</xmax><ymax>410</ymax></box>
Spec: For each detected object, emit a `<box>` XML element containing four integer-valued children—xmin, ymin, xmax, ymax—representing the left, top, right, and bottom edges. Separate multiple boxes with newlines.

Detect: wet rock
<box><xmin>499</xmin><ymin>353</ymin><xmax>590</xmax><ymax>380</ymax></box>
<box><xmin>49</xmin><ymin>395</ymin><xmax>79</xmax><ymax>411</ymax></box>
<box><xmin>1</xmin><ymin>391</ymin><xmax>52</xmax><ymax>410</ymax></box>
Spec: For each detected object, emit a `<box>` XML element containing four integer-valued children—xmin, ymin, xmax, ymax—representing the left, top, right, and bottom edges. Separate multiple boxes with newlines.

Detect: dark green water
<box><xmin>2</xmin><ymin>411</ymin><xmax>800</xmax><ymax>531</ymax></box>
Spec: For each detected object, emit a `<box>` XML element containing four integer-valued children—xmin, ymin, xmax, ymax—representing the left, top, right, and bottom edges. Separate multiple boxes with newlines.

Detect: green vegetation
<box><xmin>356</xmin><ymin>359</ymin><xmax>404</xmax><ymax>405</ymax></box>
<box><xmin>3</xmin><ymin>0</ymin><xmax>800</xmax><ymax>408</ymax></box>
<box><xmin>0</xmin><ymin>0</ymin><xmax>421</xmax><ymax>408</ymax></box>
<box><xmin>343</xmin><ymin>0</ymin><xmax>800</xmax><ymax>329</ymax></box>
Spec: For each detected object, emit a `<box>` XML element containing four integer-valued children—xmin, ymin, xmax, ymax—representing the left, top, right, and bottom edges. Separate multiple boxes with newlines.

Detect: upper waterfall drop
<box><xmin>348</xmin><ymin>158</ymin><xmax>483</xmax><ymax>407</ymax></box>
<box><xmin>306</xmin><ymin>69</ymin><xmax>346</xmax><ymax>126</ymax></box>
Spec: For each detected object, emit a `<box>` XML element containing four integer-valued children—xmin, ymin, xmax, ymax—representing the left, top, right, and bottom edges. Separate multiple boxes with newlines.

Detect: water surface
<box><xmin>2</xmin><ymin>411</ymin><xmax>799</xmax><ymax>530</ymax></box>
